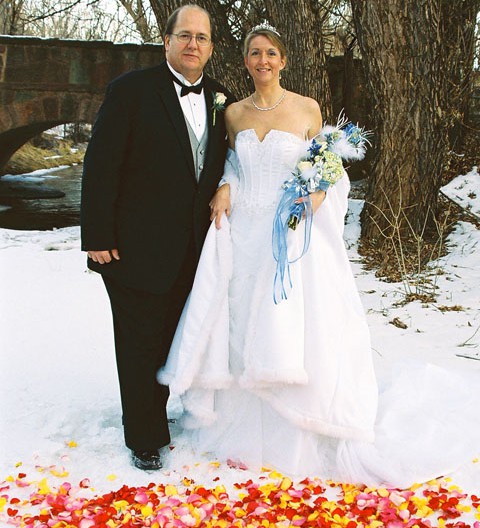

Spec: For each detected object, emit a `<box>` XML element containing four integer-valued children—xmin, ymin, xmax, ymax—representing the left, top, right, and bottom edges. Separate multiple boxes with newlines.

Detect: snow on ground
<box><xmin>1</xmin><ymin>166</ymin><xmax>70</xmax><ymax>183</ymax></box>
<box><xmin>442</xmin><ymin>166</ymin><xmax>480</xmax><ymax>219</ymax></box>
<box><xmin>0</xmin><ymin>168</ymin><xmax>479</xmax><ymax>525</ymax></box>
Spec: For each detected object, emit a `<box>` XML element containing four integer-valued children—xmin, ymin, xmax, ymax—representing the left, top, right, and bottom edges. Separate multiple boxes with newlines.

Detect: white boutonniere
<box><xmin>212</xmin><ymin>92</ymin><xmax>227</xmax><ymax>126</ymax></box>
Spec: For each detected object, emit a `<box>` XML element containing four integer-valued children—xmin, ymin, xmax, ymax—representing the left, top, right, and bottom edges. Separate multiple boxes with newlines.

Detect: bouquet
<box><xmin>272</xmin><ymin>113</ymin><xmax>371</xmax><ymax>303</ymax></box>
<box><xmin>283</xmin><ymin>115</ymin><xmax>370</xmax><ymax>230</ymax></box>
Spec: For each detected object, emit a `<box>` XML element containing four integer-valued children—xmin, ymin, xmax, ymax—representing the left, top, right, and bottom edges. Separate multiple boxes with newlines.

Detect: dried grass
<box><xmin>4</xmin><ymin>141</ymin><xmax>84</xmax><ymax>175</ymax></box>
<box><xmin>358</xmin><ymin>126</ymin><xmax>480</xmax><ymax>290</ymax></box>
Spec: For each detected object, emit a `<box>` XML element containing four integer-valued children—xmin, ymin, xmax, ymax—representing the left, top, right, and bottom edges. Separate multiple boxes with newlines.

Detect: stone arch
<box><xmin>0</xmin><ymin>92</ymin><xmax>103</xmax><ymax>169</ymax></box>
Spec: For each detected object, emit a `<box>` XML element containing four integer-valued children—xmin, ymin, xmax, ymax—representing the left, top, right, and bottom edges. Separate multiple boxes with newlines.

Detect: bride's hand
<box><xmin>295</xmin><ymin>190</ymin><xmax>326</xmax><ymax>215</ymax></box>
<box><xmin>209</xmin><ymin>184</ymin><xmax>231</xmax><ymax>229</ymax></box>
<box><xmin>310</xmin><ymin>190</ymin><xmax>326</xmax><ymax>213</ymax></box>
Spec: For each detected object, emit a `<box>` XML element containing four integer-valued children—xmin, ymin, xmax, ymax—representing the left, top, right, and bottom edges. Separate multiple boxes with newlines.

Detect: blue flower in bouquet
<box><xmin>320</xmin><ymin>113</ymin><xmax>371</xmax><ymax>161</ymax></box>
<box><xmin>322</xmin><ymin>129</ymin><xmax>342</xmax><ymax>149</ymax></box>
<box><xmin>344</xmin><ymin>122</ymin><xmax>365</xmax><ymax>147</ymax></box>
<box><xmin>272</xmin><ymin>112</ymin><xmax>371</xmax><ymax>303</ymax></box>
<box><xmin>307</xmin><ymin>138</ymin><xmax>322</xmax><ymax>158</ymax></box>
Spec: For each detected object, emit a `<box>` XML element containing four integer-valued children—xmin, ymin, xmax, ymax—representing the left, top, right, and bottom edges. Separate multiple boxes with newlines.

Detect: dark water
<box><xmin>0</xmin><ymin>164</ymin><xmax>82</xmax><ymax>230</ymax></box>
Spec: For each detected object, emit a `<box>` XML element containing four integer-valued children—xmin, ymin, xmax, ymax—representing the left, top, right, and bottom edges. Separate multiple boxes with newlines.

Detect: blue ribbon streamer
<box><xmin>272</xmin><ymin>185</ymin><xmax>313</xmax><ymax>304</ymax></box>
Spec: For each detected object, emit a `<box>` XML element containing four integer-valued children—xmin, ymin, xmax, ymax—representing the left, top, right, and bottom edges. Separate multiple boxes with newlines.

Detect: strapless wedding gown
<box><xmin>159</xmin><ymin>129</ymin><xmax>480</xmax><ymax>488</ymax></box>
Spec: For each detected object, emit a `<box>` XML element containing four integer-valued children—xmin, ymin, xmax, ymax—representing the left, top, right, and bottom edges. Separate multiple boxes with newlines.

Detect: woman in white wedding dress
<box><xmin>159</xmin><ymin>25</ymin><xmax>480</xmax><ymax>489</ymax></box>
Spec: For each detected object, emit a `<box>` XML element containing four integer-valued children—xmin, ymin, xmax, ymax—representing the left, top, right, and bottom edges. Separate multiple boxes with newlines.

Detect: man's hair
<box><xmin>164</xmin><ymin>4</ymin><xmax>215</xmax><ymax>43</ymax></box>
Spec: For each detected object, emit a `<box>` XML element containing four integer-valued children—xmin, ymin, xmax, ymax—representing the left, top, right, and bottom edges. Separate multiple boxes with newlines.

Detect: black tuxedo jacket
<box><xmin>81</xmin><ymin>62</ymin><xmax>235</xmax><ymax>294</ymax></box>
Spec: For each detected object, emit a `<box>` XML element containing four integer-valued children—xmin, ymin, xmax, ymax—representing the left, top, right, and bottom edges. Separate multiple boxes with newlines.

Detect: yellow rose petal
<box><xmin>141</xmin><ymin>505</ymin><xmax>153</xmax><ymax>517</ymax></box>
<box><xmin>50</xmin><ymin>468</ymin><xmax>69</xmax><ymax>478</ymax></box>
<box><xmin>38</xmin><ymin>478</ymin><xmax>51</xmax><ymax>495</ymax></box>
<box><xmin>165</xmin><ymin>484</ymin><xmax>177</xmax><ymax>496</ymax></box>
<box><xmin>268</xmin><ymin>470</ymin><xmax>283</xmax><ymax>479</ymax></box>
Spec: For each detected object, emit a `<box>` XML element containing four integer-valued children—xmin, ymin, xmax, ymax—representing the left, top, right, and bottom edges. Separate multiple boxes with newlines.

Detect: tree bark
<box><xmin>441</xmin><ymin>0</ymin><xmax>480</xmax><ymax>149</ymax></box>
<box><xmin>351</xmin><ymin>0</ymin><xmax>450</xmax><ymax>246</ymax></box>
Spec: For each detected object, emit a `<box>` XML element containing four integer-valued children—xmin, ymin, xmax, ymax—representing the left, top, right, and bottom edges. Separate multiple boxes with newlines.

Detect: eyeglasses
<box><xmin>170</xmin><ymin>32</ymin><xmax>211</xmax><ymax>47</ymax></box>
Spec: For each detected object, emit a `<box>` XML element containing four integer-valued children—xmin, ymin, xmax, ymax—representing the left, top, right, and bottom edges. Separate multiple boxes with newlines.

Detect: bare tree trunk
<box><xmin>441</xmin><ymin>0</ymin><xmax>480</xmax><ymax>149</ymax></box>
<box><xmin>351</xmin><ymin>0</ymin><xmax>449</xmax><ymax>247</ymax></box>
<box><xmin>0</xmin><ymin>0</ymin><xmax>26</xmax><ymax>34</ymax></box>
<box><xmin>118</xmin><ymin>0</ymin><xmax>154</xmax><ymax>41</ymax></box>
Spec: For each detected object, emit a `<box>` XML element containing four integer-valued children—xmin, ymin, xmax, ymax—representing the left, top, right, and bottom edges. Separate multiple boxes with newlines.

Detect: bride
<box><xmin>159</xmin><ymin>24</ymin><xmax>480</xmax><ymax>488</ymax></box>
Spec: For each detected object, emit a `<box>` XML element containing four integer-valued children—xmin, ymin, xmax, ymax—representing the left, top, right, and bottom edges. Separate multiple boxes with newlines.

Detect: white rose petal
<box><xmin>297</xmin><ymin>161</ymin><xmax>312</xmax><ymax>173</ymax></box>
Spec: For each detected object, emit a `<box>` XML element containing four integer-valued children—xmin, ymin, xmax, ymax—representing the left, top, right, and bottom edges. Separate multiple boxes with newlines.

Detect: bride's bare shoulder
<box><xmin>225</xmin><ymin>98</ymin><xmax>253</xmax><ymax>133</ymax></box>
<box><xmin>226</xmin><ymin>98</ymin><xmax>251</xmax><ymax>116</ymax></box>
<box><xmin>288</xmin><ymin>92</ymin><xmax>321</xmax><ymax>114</ymax></box>
<box><xmin>225</xmin><ymin>99</ymin><xmax>252</xmax><ymax>143</ymax></box>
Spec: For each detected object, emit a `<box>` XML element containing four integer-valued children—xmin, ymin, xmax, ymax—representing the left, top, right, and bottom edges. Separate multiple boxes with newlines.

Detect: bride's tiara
<box><xmin>249</xmin><ymin>21</ymin><xmax>280</xmax><ymax>36</ymax></box>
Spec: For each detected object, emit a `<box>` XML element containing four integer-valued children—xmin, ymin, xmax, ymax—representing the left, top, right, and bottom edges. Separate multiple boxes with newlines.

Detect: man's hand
<box><xmin>87</xmin><ymin>249</ymin><xmax>120</xmax><ymax>264</ymax></box>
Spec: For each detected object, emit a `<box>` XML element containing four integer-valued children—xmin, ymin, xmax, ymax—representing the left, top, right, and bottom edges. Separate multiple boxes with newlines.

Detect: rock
<box><xmin>0</xmin><ymin>180</ymin><xmax>65</xmax><ymax>199</ymax></box>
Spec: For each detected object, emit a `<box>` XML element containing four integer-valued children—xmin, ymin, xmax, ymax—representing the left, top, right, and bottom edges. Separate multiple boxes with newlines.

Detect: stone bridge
<box><xmin>0</xmin><ymin>35</ymin><xmax>164</xmax><ymax>170</ymax></box>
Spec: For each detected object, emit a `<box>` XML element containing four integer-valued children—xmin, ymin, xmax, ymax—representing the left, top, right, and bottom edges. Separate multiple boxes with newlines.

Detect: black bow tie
<box><xmin>171</xmin><ymin>73</ymin><xmax>204</xmax><ymax>97</ymax></box>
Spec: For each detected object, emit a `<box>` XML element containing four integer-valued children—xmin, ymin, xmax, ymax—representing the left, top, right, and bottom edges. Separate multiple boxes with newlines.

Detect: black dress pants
<box><xmin>102</xmin><ymin>242</ymin><xmax>197</xmax><ymax>452</ymax></box>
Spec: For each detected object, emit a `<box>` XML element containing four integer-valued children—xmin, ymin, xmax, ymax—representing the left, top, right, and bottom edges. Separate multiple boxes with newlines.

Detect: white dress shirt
<box><xmin>167</xmin><ymin>61</ymin><xmax>207</xmax><ymax>142</ymax></box>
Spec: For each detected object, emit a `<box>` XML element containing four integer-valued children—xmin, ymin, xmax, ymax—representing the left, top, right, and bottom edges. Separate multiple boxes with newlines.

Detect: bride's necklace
<box><xmin>251</xmin><ymin>89</ymin><xmax>286</xmax><ymax>111</ymax></box>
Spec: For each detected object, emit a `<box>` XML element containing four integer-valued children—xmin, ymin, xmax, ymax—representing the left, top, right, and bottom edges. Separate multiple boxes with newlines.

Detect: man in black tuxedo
<box><xmin>81</xmin><ymin>4</ymin><xmax>234</xmax><ymax>470</ymax></box>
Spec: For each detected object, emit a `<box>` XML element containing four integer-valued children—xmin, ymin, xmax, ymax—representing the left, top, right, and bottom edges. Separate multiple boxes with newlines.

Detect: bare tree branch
<box><xmin>26</xmin><ymin>0</ymin><xmax>86</xmax><ymax>22</ymax></box>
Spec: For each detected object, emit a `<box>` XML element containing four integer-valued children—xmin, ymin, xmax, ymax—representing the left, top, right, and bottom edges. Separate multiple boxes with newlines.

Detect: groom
<box><xmin>81</xmin><ymin>4</ymin><xmax>234</xmax><ymax>470</ymax></box>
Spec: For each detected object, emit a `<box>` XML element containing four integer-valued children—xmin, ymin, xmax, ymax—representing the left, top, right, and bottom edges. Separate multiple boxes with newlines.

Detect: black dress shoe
<box><xmin>131</xmin><ymin>450</ymin><xmax>162</xmax><ymax>471</ymax></box>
